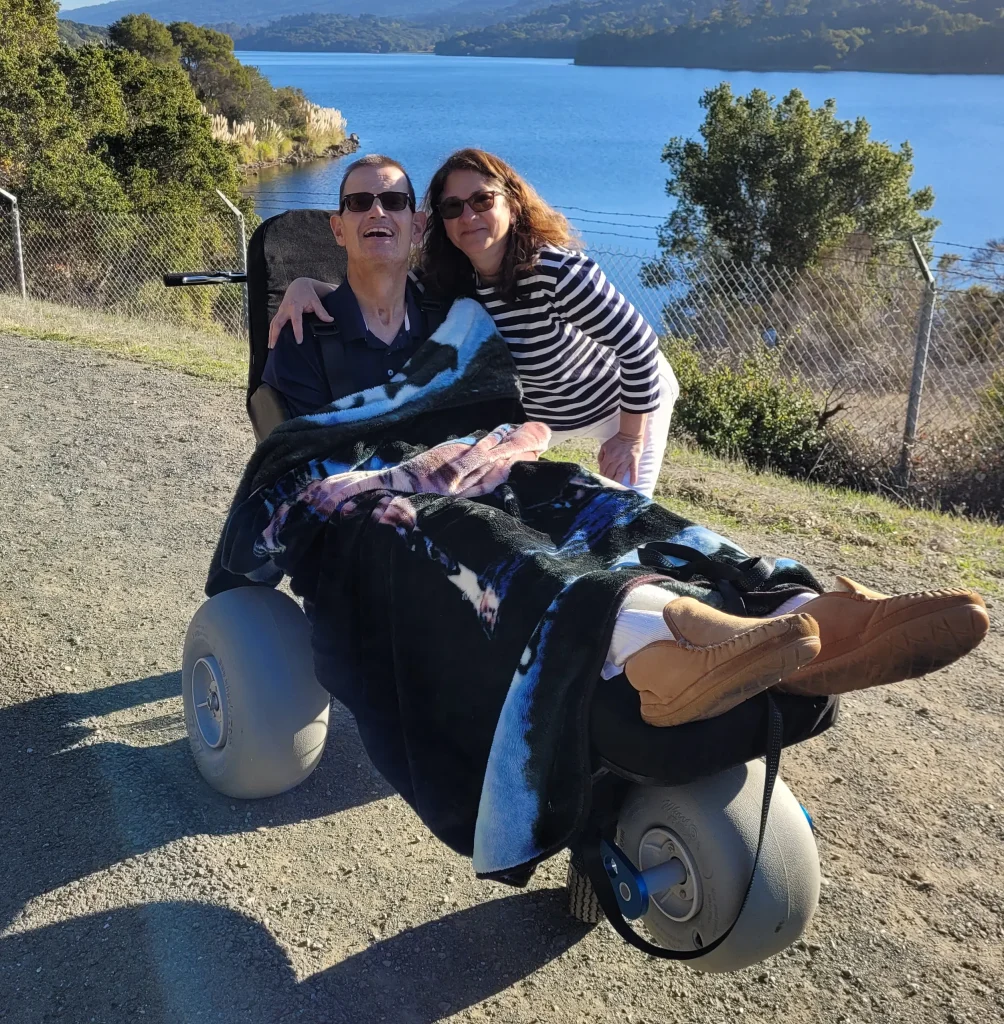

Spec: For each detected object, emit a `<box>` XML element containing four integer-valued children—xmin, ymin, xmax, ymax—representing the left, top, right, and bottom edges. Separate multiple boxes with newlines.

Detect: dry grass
<box><xmin>203</xmin><ymin>100</ymin><xmax>345</xmax><ymax>165</ymax></box>
<box><xmin>548</xmin><ymin>437</ymin><xmax>1004</xmax><ymax>599</ymax></box>
<box><xmin>2</xmin><ymin>296</ymin><xmax>1000</xmax><ymax>599</ymax></box>
<box><xmin>0</xmin><ymin>294</ymin><xmax>246</xmax><ymax>384</ymax></box>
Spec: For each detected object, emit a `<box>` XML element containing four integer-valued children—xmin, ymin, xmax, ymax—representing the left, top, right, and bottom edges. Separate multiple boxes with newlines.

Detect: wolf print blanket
<box><xmin>206</xmin><ymin>298</ymin><xmax>826</xmax><ymax>886</ymax></box>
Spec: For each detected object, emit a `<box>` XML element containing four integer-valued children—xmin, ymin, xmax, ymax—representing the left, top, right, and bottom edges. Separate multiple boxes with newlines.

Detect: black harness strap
<box><xmin>579</xmin><ymin>693</ymin><xmax>784</xmax><ymax>961</ymax></box>
<box><xmin>312</xmin><ymin>317</ymin><xmax>344</xmax><ymax>405</ymax></box>
<box><xmin>418</xmin><ymin>294</ymin><xmax>448</xmax><ymax>337</ymax></box>
<box><xmin>312</xmin><ymin>288</ymin><xmax>446</xmax><ymax>404</ymax></box>
<box><xmin>637</xmin><ymin>542</ymin><xmax>777</xmax><ymax>615</ymax></box>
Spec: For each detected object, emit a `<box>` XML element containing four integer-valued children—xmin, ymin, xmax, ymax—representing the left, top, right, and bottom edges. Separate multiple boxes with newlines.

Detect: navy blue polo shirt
<box><xmin>262</xmin><ymin>278</ymin><xmax>427</xmax><ymax>417</ymax></box>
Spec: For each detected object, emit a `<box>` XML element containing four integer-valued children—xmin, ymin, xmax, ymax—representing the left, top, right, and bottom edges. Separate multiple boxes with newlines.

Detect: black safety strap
<box><xmin>311</xmin><ymin>317</ymin><xmax>344</xmax><ymax>407</ymax></box>
<box><xmin>418</xmin><ymin>294</ymin><xmax>448</xmax><ymax>337</ymax></box>
<box><xmin>313</xmin><ymin>288</ymin><xmax>445</xmax><ymax>402</ymax></box>
<box><xmin>579</xmin><ymin>693</ymin><xmax>784</xmax><ymax>960</ymax></box>
<box><xmin>638</xmin><ymin>542</ymin><xmax>777</xmax><ymax>615</ymax></box>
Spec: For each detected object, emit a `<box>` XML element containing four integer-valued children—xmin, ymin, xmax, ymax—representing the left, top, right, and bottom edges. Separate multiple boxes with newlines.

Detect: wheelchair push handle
<box><xmin>163</xmin><ymin>271</ymin><xmax>248</xmax><ymax>287</ymax></box>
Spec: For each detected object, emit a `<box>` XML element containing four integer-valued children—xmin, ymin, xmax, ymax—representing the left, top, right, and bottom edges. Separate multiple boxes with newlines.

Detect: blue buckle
<box><xmin>600</xmin><ymin>839</ymin><xmax>650</xmax><ymax>920</ymax></box>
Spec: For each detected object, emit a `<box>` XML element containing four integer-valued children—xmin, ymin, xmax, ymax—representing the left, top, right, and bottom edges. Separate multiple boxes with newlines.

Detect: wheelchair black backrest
<box><xmin>245</xmin><ymin>207</ymin><xmax>349</xmax><ymax>408</ymax></box>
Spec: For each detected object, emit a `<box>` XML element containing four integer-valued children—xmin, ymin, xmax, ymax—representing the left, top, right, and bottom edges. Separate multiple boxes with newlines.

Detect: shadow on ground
<box><xmin>1</xmin><ymin>892</ymin><xmax>589</xmax><ymax>1023</ymax></box>
<box><xmin>1</xmin><ymin>672</ymin><xmax>592</xmax><ymax>1022</ymax></box>
<box><xmin>0</xmin><ymin>671</ymin><xmax>392</xmax><ymax>932</ymax></box>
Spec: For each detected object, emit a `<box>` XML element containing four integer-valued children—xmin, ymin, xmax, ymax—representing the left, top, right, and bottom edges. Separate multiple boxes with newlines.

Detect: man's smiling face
<box><xmin>330</xmin><ymin>164</ymin><xmax>426</xmax><ymax>269</ymax></box>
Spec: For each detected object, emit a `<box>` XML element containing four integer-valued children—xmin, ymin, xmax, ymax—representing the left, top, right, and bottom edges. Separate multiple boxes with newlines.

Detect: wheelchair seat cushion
<box><xmin>590</xmin><ymin>671</ymin><xmax>838</xmax><ymax>786</ymax></box>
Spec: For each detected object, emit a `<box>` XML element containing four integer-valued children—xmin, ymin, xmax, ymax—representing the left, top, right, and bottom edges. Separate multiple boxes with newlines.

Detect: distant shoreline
<box><xmin>234</xmin><ymin>49</ymin><xmax>1004</xmax><ymax>78</ymax></box>
<box><xmin>573</xmin><ymin>57</ymin><xmax>1004</xmax><ymax>76</ymax></box>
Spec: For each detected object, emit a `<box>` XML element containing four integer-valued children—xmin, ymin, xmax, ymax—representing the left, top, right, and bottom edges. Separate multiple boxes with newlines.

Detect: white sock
<box><xmin>601</xmin><ymin>586</ymin><xmax>820</xmax><ymax>680</ymax></box>
<box><xmin>769</xmin><ymin>591</ymin><xmax>818</xmax><ymax>617</ymax></box>
<box><xmin>601</xmin><ymin>585</ymin><xmax>678</xmax><ymax>679</ymax></box>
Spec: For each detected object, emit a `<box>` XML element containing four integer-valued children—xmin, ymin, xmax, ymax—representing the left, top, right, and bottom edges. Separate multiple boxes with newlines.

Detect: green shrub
<box><xmin>982</xmin><ymin>369</ymin><xmax>1004</xmax><ymax>427</ymax></box>
<box><xmin>658</xmin><ymin>339</ymin><xmax>1004</xmax><ymax>522</ymax></box>
<box><xmin>662</xmin><ymin>337</ymin><xmax>825</xmax><ymax>472</ymax></box>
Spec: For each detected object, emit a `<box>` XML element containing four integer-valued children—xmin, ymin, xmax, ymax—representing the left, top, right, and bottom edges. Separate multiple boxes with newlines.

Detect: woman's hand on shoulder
<box><xmin>268</xmin><ymin>278</ymin><xmax>336</xmax><ymax>348</ymax></box>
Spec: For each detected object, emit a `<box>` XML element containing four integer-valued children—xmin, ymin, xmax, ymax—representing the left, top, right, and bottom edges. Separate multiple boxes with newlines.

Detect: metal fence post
<box><xmin>216</xmin><ymin>189</ymin><xmax>248</xmax><ymax>338</ymax></box>
<box><xmin>0</xmin><ymin>187</ymin><xmax>27</xmax><ymax>299</ymax></box>
<box><xmin>900</xmin><ymin>236</ymin><xmax>937</xmax><ymax>483</ymax></box>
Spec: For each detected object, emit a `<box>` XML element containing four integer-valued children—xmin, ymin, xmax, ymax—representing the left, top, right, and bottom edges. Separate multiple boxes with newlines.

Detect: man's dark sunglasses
<box><xmin>438</xmin><ymin>190</ymin><xmax>502</xmax><ymax>220</ymax></box>
<box><xmin>340</xmin><ymin>191</ymin><xmax>415</xmax><ymax>214</ymax></box>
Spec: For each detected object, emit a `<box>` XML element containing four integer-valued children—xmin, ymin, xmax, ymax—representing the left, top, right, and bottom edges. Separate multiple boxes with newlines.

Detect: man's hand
<box><xmin>268</xmin><ymin>278</ymin><xmax>336</xmax><ymax>348</ymax></box>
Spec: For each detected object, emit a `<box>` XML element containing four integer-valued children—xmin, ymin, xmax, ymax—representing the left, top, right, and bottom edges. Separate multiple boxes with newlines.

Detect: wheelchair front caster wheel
<box><xmin>181</xmin><ymin>587</ymin><xmax>330</xmax><ymax>799</ymax></box>
<box><xmin>615</xmin><ymin>759</ymin><xmax>820</xmax><ymax>972</ymax></box>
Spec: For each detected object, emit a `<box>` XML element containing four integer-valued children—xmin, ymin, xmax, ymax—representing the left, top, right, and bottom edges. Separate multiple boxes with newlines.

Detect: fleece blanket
<box><xmin>207</xmin><ymin>298</ymin><xmax>825</xmax><ymax>886</ymax></box>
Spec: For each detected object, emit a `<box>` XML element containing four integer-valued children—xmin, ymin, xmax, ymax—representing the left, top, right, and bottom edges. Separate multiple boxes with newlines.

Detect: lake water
<box><xmin>238</xmin><ymin>52</ymin><xmax>1003</xmax><ymax>259</ymax></box>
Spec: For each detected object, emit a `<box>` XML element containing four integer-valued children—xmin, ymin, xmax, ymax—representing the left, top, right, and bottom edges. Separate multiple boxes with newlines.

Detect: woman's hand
<box><xmin>598</xmin><ymin>430</ymin><xmax>644</xmax><ymax>486</ymax></box>
<box><xmin>598</xmin><ymin>411</ymin><xmax>647</xmax><ymax>485</ymax></box>
<box><xmin>268</xmin><ymin>278</ymin><xmax>336</xmax><ymax>348</ymax></box>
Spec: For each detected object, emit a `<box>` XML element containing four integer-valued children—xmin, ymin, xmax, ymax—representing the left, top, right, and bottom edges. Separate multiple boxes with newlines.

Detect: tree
<box><xmin>54</xmin><ymin>44</ymin><xmax>127</xmax><ymax>140</ymax></box>
<box><xmin>168</xmin><ymin>22</ymin><xmax>255</xmax><ymax>119</ymax></box>
<box><xmin>936</xmin><ymin>239</ymin><xmax>1004</xmax><ymax>365</ymax></box>
<box><xmin>108</xmin><ymin>13</ymin><xmax>180</xmax><ymax>65</ymax></box>
<box><xmin>653</xmin><ymin>83</ymin><xmax>937</xmax><ymax>271</ymax></box>
<box><xmin>972</xmin><ymin>239</ymin><xmax>1004</xmax><ymax>290</ymax></box>
<box><xmin>723</xmin><ymin>0</ymin><xmax>748</xmax><ymax>28</ymax></box>
<box><xmin>0</xmin><ymin>0</ymin><xmax>124</xmax><ymax>207</ymax></box>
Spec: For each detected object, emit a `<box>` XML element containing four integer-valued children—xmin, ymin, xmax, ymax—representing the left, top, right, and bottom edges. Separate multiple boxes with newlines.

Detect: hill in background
<box><xmin>62</xmin><ymin>0</ymin><xmax>548</xmax><ymax>29</ymax></box>
<box><xmin>574</xmin><ymin>0</ymin><xmax>1004</xmax><ymax>74</ymax></box>
<box><xmin>59</xmin><ymin>0</ymin><xmax>1004</xmax><ymax>73</ymax></box>
<box><xmin>57</xmin><ymin>18</ymin><xmax>110</xmax><ymax>45</ymax></box>
<box><xmin>435</xmin><ymin>0</ymin><xmax>712</xmax><ymax>57</ymax></box>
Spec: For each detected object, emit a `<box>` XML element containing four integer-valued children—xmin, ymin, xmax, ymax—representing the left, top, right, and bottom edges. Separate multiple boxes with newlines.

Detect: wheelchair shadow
<box><xmin>0</xmin><ymin>670</ymin><xmax>392</xmax><ymax>933</ymax></box>
<box><xmin>0</xmin><ymin>890</ymin><xmax>590</xmax><ymax>1023</ymax></box>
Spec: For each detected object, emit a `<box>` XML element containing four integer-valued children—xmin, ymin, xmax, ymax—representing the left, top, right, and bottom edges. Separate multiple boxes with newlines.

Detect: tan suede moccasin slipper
<box><xmin>777</xmin><ymin>576</ymin><xmax>989</xmax><ymax>697</ymax></box>
<box><xmin>623</xmin><ymin>597</ymin><xmax>822</xmax><ymax>728</ymax></box>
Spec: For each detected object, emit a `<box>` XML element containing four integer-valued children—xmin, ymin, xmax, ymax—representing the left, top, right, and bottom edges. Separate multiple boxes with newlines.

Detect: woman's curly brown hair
<box><xmin>420</xmin><ymin>148</ymin><xmax>581</xmax><ymax>303</ymax></box>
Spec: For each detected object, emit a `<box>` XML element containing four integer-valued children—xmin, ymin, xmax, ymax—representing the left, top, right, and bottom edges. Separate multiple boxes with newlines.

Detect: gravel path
<box><xmin>1</xmin><ymin>334</ymin><xmax>1002</xmax><ymax>1024</ymax></box>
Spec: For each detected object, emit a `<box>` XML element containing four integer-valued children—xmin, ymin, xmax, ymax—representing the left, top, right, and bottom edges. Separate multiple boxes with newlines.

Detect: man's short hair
<box><xmin>338</xmin><ymin>155</ymin><xmax>416</xmax><ymax>210</ymax></box>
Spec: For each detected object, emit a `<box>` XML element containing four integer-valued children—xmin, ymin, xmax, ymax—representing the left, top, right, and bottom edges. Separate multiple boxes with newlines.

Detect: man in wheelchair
<box><xmin>259</xmin><ymin>155</ymin><xmax>436</xmax><ymax>420</ymax></box>
<box><xmin>198</xmin><ymin>155</ymin><xmax>988</xmax><ymax>962</ymax></box>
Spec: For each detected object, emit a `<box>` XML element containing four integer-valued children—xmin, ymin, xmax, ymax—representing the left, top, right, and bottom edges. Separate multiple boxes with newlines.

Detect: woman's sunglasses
<box><xmin>340</xmin><ymin>191</ymin><xmax>415</xmax><ymax>214</ymax></box>
<box><xmin>438</xmin><ymin>190</ymin><xmax>502</xmax><ymax>220</ymax></box>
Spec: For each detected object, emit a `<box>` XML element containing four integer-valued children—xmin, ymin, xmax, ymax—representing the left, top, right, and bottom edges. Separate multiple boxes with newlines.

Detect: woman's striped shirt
<box><xmin>421</xmin><ymin>245</ymin><xmax>664</xmax><ymax>433</ymax></box>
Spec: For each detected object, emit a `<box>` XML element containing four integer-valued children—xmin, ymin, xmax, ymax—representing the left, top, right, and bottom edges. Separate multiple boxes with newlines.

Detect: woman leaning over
<box><xmin>268</xmin><ymin>148</ymin><xmax>680</xmax><ymax>499</ymax></box>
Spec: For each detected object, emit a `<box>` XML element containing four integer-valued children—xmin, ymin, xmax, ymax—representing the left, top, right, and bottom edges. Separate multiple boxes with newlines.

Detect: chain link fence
<box><xmin>0</xmin><ymin>200</ymin><xmax>251</xmax><ymax>340</ymax></box>
<box><xmin>590</xmin><ymin>241</ymin><xmax>1004</xmax><ymax>515</ymax></box>
<box><xmin>0</xmin><ymin>196</ymin><xmax>1000</xmax><ymax>515</ymax></box>
<box><xmin>0</xmin><ymin>208</ymin><xmax>16</xmax><ymax>299</ymax></box>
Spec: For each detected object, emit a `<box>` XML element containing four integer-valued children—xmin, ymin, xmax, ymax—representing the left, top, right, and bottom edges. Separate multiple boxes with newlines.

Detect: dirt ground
<box><xmin>1</xmin><ymin>333</ymin><xmax>1002</xmax><ymax>1024</ymax></box>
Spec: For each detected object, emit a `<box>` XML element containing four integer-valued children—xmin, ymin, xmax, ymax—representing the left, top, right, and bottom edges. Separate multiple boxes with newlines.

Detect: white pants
<box><xmin>546</xmin><ymin>351</ymin><xmax>679</xmax><ymax>500</ymax></box>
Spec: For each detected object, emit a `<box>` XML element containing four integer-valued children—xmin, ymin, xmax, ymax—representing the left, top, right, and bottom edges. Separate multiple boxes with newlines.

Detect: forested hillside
<box><xmin>58</xmin><ymin>0</ymin><xmax>1004</xmax><ymax>71</ymax></box>
<box><xmin>63</xmin><ymin>0</ymin><xmax>549</xmax><ymax>29</ymax></box>
<box><xmin>56</xmin><ymin>19</ymin><xmax>110</xmax><ymax>46</ymax></box>
<box><xmin>222</xmin><ymin>14</ymin><xmax>442</xmax><ymax>52</ymax></box>
<box><xmin>435</xmin><ymin>0</ymin><xmax>708</xmax><ymax>56</ymax></box>
<box><xmin>216</xmin><ymin>1</ymin><xmax>551</xmax><ymax>51</ymax></box>
<box><xmin>576</xmin><ymin>0</ymin><xmax>1004</xmax><ymax>73</ymax></box>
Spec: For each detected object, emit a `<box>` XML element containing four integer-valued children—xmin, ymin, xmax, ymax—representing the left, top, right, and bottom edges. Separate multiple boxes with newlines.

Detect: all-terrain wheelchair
<box><xmin>165</xmin><ymin>208</ymin><xmax>840</xmax><ymax>972</ymax></box>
